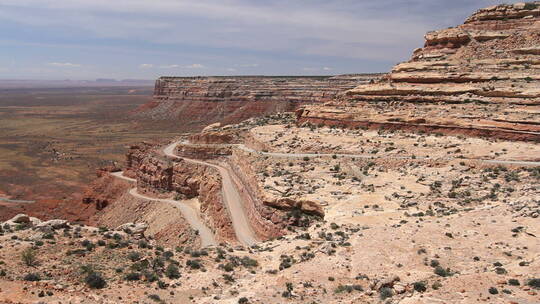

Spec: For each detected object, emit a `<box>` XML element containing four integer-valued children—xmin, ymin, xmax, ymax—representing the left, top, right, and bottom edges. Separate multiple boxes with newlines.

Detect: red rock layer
<box><xmin>131</xmin><ymin>75</ymin><xmax>377</xmax><ymax>130</ymax></box>
<box><xmin>129</xmin><ymin>147</ymin><xmax>236</xmax><ymax>243</ymax></box>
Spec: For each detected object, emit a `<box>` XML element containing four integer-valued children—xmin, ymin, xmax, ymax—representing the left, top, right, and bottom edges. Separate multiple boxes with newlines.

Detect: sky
<box><xmin>0</xmin><ymin>0</ymin><xmax>522</xmax><ymax>80</ymax></box>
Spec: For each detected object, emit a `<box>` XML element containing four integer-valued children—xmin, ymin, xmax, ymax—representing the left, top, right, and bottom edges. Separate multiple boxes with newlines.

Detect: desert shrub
<box><xmin>222</xmin><ymin>263</ymin><xmax>235</xmax><ymax>272</ymax></box>
<box><xmin>434</xmin><ymin>266</ymin><xmax>452</xmax><ymax>277</ymax></box>
<box><xmin>223</xmin><ymin>274</ymin><xmax>235</xmax><ymax>283</ymax></box>
<box><xmin>158</xmin><ymin>280</ymin><xmax>168</xmax><ymax>289</ymax></box>
<box><xmin>432</xmin><ymin>281</ymin><xmax>443</xmax><ymax>290</ymax></box>
<box><xmin>528</xmin><ymin>278</ymin><xmax>540</xmax><ymax>289</ymax></box>
<box><xmin>42</xmin><ymin>232</ymin><xmax>54</xmax><ymax>239</ymax></box>
<box><xmin>82</xmin><ymin>240</ymin><xmax>95</xmax><ymax>251</ymax></box>
<box><xmin>508</xmin><ymin>279</ymin><xmax>520</xmax><ymax>286</ymax></box>
<box><xmin>21</xmin><ymin>248</ymin><xmax>37</xmax><ymax>266</ymax></box>
<box><xmin>379</xmin><ymin>287</ymin><xmax>393</xmax><ymax>300</ymax></box>
<box><xmin>524</xmin><ymin>3</ymin><xmax>538</xmax><ymax>10</ymax></box>
<box><xmin>238</xmin><ymin>297</ymin><xmax>249</xmax><ymax>304</ymax></box>
<box><xmin>488</xmin><ymin>287</ymin><xmax>498</xmax><ymax>294</ymax></box>
<box><xmin>138</xmin><ymin>240</ymin><xmax>149</xmax><ymax>249</ymax></box>
<box><xmin>240</xmin><ymin>256</ymin><xmax>258</xmax><ymax>268</ymax></box>
<box><xmin>165</xmin><ymin>264</ymin><xmax>180</xmax><ymax>279</ymax></box>
<box><xmin>152</xmin><ymin>257</ymin><xmax>165</xmax><ymax>269</ymax></box>
<box><xmin>335</xmin><ymin>284</ymin><xmax>361</xmax><ymax>293</ymax></box>
<box><xmin>23</xmin><ymin>273</ymin><xmax>41</xmax><ymax>281</ymax></box>
<box><xmin>143</xmin><ymin>271</ymin><xmax>159</xmax><ymax>282</ymax></box>
<box><xmin>148</xmin><ymin>294</ymin><xmax>161</xmax><ymax>302</ymax></box>
<box><xmin>413</xmin><ymin>281</ymin><xmax>427</xmax><ymax>292</ymax></box>
<box><xmin>131</xmin><ymin>260</ymin><xmax>149</xmax><ymax>271</ymax></box>
<box><xmin>125</xmin><ymin>272</ymin><xmax>141</xmax><ymax>281</ymax></box>
<box><xmin>128</xmin><ymin>252</ymin><xmax>141</xmax><ymax>262</ymax></box>
<box><xmin>85</xmin><ymin>272</ymin><xmax>106</xmax><ymax>289</ymax></box>
<box><xmin>186</xmin><ymin>259</ymin><xmax>202</xmax><ymax>269</ymax></box>
<box><xmin>163</xmin><ymin>251</ymin><xmax>174</xmax><ymax>259</ymax></box>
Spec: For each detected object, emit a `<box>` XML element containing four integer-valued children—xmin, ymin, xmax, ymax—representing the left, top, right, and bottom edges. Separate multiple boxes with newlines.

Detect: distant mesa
<box><xmin>131</xmin><ymin>74</ymin><xmax>381</xmax><ymax>130</ymax></box>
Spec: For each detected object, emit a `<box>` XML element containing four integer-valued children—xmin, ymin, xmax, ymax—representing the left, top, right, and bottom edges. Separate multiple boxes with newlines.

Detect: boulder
<box><xmin>117</xmin><ymin>222</ymin><xmax>148</xmax><ymax>236</ymax></box>
<box><xmin>11</xmin><ymin>214</ymin><xmax>30</xmax><ymax>223</ymax></box>
<box><xmin>36</xmin><ymin>219</ymin><xmax>69</xmax><ymax>230</ymax></box>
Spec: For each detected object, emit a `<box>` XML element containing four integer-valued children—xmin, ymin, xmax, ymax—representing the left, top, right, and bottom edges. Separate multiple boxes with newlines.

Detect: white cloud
<box><xmin>323</xmin><ymin>67</ymin><xmax>333</xmax><ymax>71</ymax></box>
<box><xmin>139</xmin><ymin>63</ymin><xmax>154</xmax><ymax>68</ymax></box>
<box><xmin>239</xmin><ymin>63</ymin><xmax>259</xmax><ymax>68</ymax></box>
<box><xmin>159</xmin><ymin>64</ymin><xmax>180</xmax><ymax>68</ymax></box>
<box><xmin>47</xmin><ymin>62</ymin><xmax>81</xmax><ymax>67</ymax></box>
<box><xmin>185</xmin><ymin>64</ymin><xmax>204</xmax><ymax>69</ymax></box>
<box><xmin>0</xmin><ymin>0</ymin><xmax>433</xmax><ymax>60</ymax></box>
<box><xmin>226</xmin><ymin>68</ymin><xmax>237</xmax><ymax>72</ymax></box>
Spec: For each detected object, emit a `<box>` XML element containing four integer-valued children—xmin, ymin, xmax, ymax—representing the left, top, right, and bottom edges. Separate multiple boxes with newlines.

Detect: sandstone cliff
<box><xmin>297</xmin><ymin>2</ymin><xmax>540</xmax><ymax>142</ymax></box>
<box><xmin>127</xmin><ymin>145</ymin><xmax>237</xmax><ymax>242</ymax></box>
<box><xmin>132</xmin><ymin>75</ymin><xmax>376</xmax><ymax>130</ymax></box>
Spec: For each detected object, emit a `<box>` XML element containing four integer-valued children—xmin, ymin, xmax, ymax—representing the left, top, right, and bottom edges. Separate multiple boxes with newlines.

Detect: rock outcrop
<box><xmin>126</xmin><ymin>145</ymin><xmax>237</xmax><ymax>242</ymax></box>
<box><xmin>132</xmin><ymin>75</ymin><xmax>377</xmax><ymax>130</ymax></box>
<box><xmin>297</xmin><ymin>2</ymin><xmax>540</xmax><ymax>142</ymax></box>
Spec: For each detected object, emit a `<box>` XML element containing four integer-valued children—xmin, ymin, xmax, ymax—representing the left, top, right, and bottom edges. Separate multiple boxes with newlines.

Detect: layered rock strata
<box><xmin>129</xmin><ymin>148</ymin><xmax>236</xmax><ymax>242</ymax></box>
<box><xmin>132</xmin><ymin>75</ymin><xmax>377</xmax><ymax>129</ymax></box>
<box><xmin>297</xmin><ymin>2</ymin><xmax>540</xmax><ymax>142</ymax></box>
<box><xmin>174</xmin><ymin>131</ymin><xmax>325</xmax><ymax>239</ymax></box>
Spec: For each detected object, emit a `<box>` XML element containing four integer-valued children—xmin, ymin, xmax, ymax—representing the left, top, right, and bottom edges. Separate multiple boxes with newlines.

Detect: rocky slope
<box><xmin>132</xmin><ymin>75</ymin><xmax>376</xmax><ymax>130</ymax></box>
<box><xmin>297</xmin><ymin>2</ymin><xmax>540</xmax><ymax>142</ymax></box>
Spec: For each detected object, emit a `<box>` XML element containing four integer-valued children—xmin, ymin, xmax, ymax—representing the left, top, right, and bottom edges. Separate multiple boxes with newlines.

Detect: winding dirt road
<box><xmin>163</xmin><ymin>142</ymin><xmax>259</xmax><ymax>246</ymax></box>
<box><xmin>110</xmin><ymin>171</ymin><xmax>217</xmax><ymax>247</ymax></box>
<box><xmin>203</xmin><ymin>143</ymin><xmax>540</xmax><ymax>167</ymax></box>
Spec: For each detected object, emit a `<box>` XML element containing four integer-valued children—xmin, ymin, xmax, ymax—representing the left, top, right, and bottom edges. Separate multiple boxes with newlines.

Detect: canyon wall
<box><xmin>129</xmin><ymin>147</ymin><xmax>237</xmax><ymax>242</ymax></box>
<box><xmin>297</xmin><ymin>2</ymin><xmax>540</xmax><ymax>142</ymax></box>
<box><xmin>132</xmin><ymin>75</ymin><xmax>376</xmax><ymax>130</ymax></box>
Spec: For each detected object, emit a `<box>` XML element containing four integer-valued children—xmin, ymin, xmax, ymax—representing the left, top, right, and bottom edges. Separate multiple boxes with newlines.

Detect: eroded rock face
<box><xmin>131</xmin><ymin>75</ymin><xmax>376</xmax><ymax>129</ymax></box>
<box><xmin>126</xmin><ymin>147</ymin><xmax>236</xmax><ymax>242</ymax></box>
<box><xmin>82</xmin><ymin>174</ymin><xmax>131</xmax><ymax>211</ymax></box>
<box><xmin>297</xmin><ymin>2</ymin><xmax>540</xmax><ymax>142</ymax></box>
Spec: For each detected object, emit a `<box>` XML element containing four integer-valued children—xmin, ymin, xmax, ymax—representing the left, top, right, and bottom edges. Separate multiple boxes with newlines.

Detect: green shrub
<box><xmin>85</xmin><ymin>272</ymin><xmax>106</xmax><ymax>289</ymax></box>
<box><xmin>125</xmin><ymin>272</ymin><xmax>141</xmax><ymax>281</ymax></box>
<box><xmin>413</xmin><ymin>281</ymin><xmax>427</xmax><ymax>292</ymax></box>
<box><xmin>528</xmin><ymin>278</ymin><xmax>540</xmax><ymax>289</ymax></box>
<box><xmin>128</xmin><ymin>252</ymin><xmax>141</xmax><ymax>262</ymax></box>
<box><xmin>238</xmin><ymin>297</ymin><xmax>249</xmax><ymax>304</ymax></box>
<box><xmin>379</xmin><ymin>287</ymin><xmax>393</xmax><ymax>300</ymax></box>
<box><xmin>21</xmin><ymin>248</ymin><xmax>37</xmax><ymax>266</ymax></box>
<box><xmin>508</xmin><ymin>279</ymin><xmax>520</xmax><ymax>286</ymax></box>
<box><xmin>524</xmin><ymin>3</ymin><xmax>538</xmax><ymax>10</ymax></box>
<box><xmin>432</xmin><ymin>282</ymin><xmax>443</xmax><ymax>290</ymax></box>
<box><xmin>165</xmin><ymin>264</ymin><xmax>180</xmax><ymax>279</ymax></box>
<box><xmin>434</xmin><ymin>266</ymin><xmax>452</xmax><ymax>277</ymax></box>
<box><xmin>240</xmin><ymin>256</ymin><xmax>258</xmax><ymax>268</ymax></box>
<box><xmin>186</xmin><ymin>259</ymin><xmax>202</xmax><ymax>269</ymax></box>
<box><xmin>144</xmin><ymin>271</ymin><xmax>159</xmax><ymax>282</ymax></box>
<box><xmin>23</xmin><ymin>273</ymin><xmax>41</xmax><ymax>281</ymax></box>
